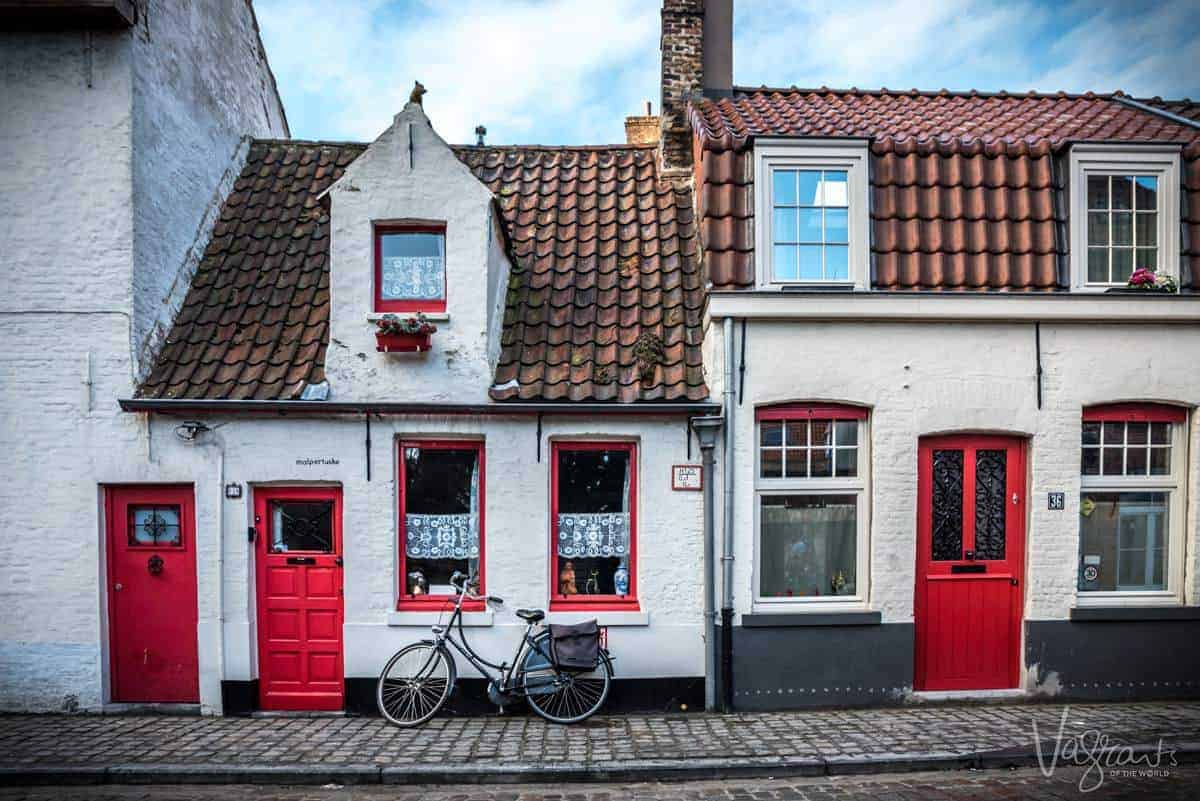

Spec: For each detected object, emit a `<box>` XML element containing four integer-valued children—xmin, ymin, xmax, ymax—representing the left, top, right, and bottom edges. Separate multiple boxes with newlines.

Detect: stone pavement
<box><xmin>1</xmin><ymin>701</ymin><xmax>1198</xmax><ymax>786</ymax></box>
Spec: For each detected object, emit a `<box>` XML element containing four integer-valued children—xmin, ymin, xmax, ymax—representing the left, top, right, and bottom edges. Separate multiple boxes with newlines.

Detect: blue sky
<box><xmin>256</xmin><ymin>0</ymin><xmax>1200</xmax><ymax>146</ymax></box>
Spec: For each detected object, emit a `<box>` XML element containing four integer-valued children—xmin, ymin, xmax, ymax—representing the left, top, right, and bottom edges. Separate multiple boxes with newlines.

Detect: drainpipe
<box><xmin>721</xmin><ymin>317</ymin><xmax>736</xmax><ymax>712</ymax></box>
<box><xmin>691</xmin><ymin>415</ymin><xmax>723</xmax><ymax>712</ymax></box>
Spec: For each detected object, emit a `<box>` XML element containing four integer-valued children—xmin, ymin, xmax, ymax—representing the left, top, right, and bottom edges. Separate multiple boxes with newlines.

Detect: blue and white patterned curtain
<box><xmin>405</xmin><ymin>514</ymin><xmax>479</xmax><ymax>559</ymax></box>
<box><xmin>556</xmin><ymin>513</ymin><xmax>630</xmax><ymax>558</ymax></box>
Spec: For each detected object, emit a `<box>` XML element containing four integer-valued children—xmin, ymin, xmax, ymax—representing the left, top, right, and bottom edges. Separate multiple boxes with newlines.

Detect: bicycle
<box><xmin>376</xmin><ymin>571</ymin><xmax>614</xmax><ymax>726</ymax></box>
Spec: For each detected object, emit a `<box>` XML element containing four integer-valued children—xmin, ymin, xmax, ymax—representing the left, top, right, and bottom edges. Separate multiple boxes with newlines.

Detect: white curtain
<box><xmin>557</xmin><ymin>513</ymin><xmax>630</xmax><ymax>558</ymax></box>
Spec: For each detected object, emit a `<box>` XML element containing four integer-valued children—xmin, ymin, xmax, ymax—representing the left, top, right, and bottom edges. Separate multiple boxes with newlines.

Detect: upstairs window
<box><xmin>1069</xmin><ymin>146</ymin><xmax>1180</xmax><ymax>290</ymax></box>
<box><xmin>374</xmin><ymin>223</ymin><xmax>446</xmax><ymax>312</ymax></box>
<box><xmin>1078</xmin><ymin>404</ymin><xmax>1187</xmax><ymax>604</ymax></box>
<box><xmin>755</xmin><ymin>141</ymin><xmax>869</xmax><ymax>289</ymax></box>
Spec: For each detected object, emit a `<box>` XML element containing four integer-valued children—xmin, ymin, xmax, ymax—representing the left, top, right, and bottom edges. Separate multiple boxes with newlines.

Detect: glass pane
<box><xmin>810</xmin><ymin>420</ymin><xmax>832</xmax><ymax>447</ymax></box>
<box><xmin>1126</xmin><ymin>447</ymin><xmax>1148</xmax><ymax>475</ymax></box>
<box><xmin>1102</xmin><ymin>422</ymin><xmax>1124</xmax><ymax>444</ymax></box>
<box><xmin>1135</xmin><ymin>248</ymin><xmax>1158</xmax><ymax>271</ymax></box>
<box><xmin>811</xmin><ymin>447</ymin><xmax>833</xmax><ymax>477</ymax></box>
<box><xmin>1087</xmin><ymin>248</ymin><xmax>1108</xmax><ymax>283</ymax></box>
<box><xmin>1081</xmin><ymin>447</ymin><xmax>1100</xmax><ymax>475</ymax></box>
<box><xmin>129</xmin><ymin>506</ymin><xmax>181</xmax><ymax>546</ymax></box>
<box><xmin>1087</xmin><ymin>212</ymin><xmax>1108</xmax><ymax>246</ymax></box>
<box><xmin>835</xmin><ymin>447</ymin><xmax>857</xmax><ymax>477</ymax></box>
<box><xmin>799</xmin><ymin>245</ymin><xmax>822</xmax><ymax>280</ymax></box>
<box><xmin>760</xmin><ymin>448</ymin><xmax>783</xmax><ymax>478</ymax></box>
<box><xmin>271</xmin><ymin>501</ymin><xmax>333</xmax><ymax>553</ymax></box>
<box><xmin>825</xmin><ymin>245</ymin><xmax>849</xmax><ymax>280</ymax></box>
<box><xmin>773</xmin><ymin>245</ymin><xmax>799</xmax><ymax>280</ymax></box>
<box><xmin>773</xmin><ymin>207</ymin><xmax>798</xmax><ymax>243</ymax></box>
<box><xmin>797</xmin><ymin>208</ymin><xmax>823</xmax><ymax>242</ymax></box>
<box><xmin>1081</xmin><ymin>422</ymin><xmax>1101</xmax><ymax>445</ymax></box>
<box><xmin>1134</xmin><ymin>176</ymin><xmax>1158</xmax><ymax>210</ymax></box>
<box><xmin>1111</xmin><ymin>212</ymin><xmax>1133</xmax><ymax>245</ymax></box>
<box><xmin>773</xmin><ymin>170</ymin><xmax>797</xmax><ymax>206</ymax></box>
<box><xmin>1126</xmin><ymin>422</ymin><xmax>1148</xmax><ymax>445</ymax></box>
<box><xmin>1111</xmin><ymin>248</ymin><xmax>1134</xmax><ymax>282</ymax></box>
<box><xmin>1087</xmin><ymin>175</ymin><xmax>1108</xmax><ymax>209</ymax></box>
<box><xmin>821</xmin><ymin>171</ymin><xmax>849</xmax><ymax>206</ymax></box>
<box><xmin>759</xmin><ymin>494</ymin><xmax>857</xmax><ymax>598</ymax></box>
<box><xmin>1135</xmin><ymin>212</ymin><xmax>1157</xmax><ymax>246</ymax></box>
<box><xmin>403</xmin><ymin>447</ymin><xmax>480</xmax><ymax>592</ymax></box>
<box><xmin>784</xmin><ymin>448</ymin><xmax>807</xmax><ymax>478</ymax></box>
<box><xmin>1102</xmin><ymin>447</ymin><xmax>1124</xmax><ymax>475</ymax></box>
<box><xmin>1111</xmin><ymin>175</ymin><xmax>1133</xmax><ymax>210</ymax></box>
<box><xmin>1150</xmin><ymin>447</ymin><xmax>1171</xmax><ymax>475</ymax></box>
<box><xmin>825</xmin><ymin>208</ymin><xmax>849</xmax><ymax>244</ymax></box>
<box><xmin>379</xmin><ymin>232</ymin><xmax>445</xmax><ymax>301</ymax></box>
<box><xmin>1150</xmin><ymin>423</ymin><xmax>1170</xmax><ymax>444</ymax></box>
<box><xmin>761</xmin><ymin>421</ymin><xmax>783</xmax><ymax>447</ymax></box>
<box><xmin>974</xmin><ymin>450</ymin><xmax>1007</xmax><ymax>560</ymax></box>
<box><xmin>785</xmin><ymin>421</ymin><xmax>808</xmax><ymax>446</ymax></box>
<box><xmin>1078</xmin><ymin>492</ymin><xmax>1168</xmax><ymax>591</ymax></box>
<box><xmin>931</xmin><ymin>449</ymin><xmax>964</xmax><ymax>561</ymax></box>
<box><xmin>834</xmin><ymin>420</ymin><xmax>858</xmax><ymax>447</ymax></box>
<box><xmin>796</xmin><ymin>170</ymin><xmax>821</xmax><ymax>205</ymax></box>
<box><xmin>556</xmin><ymin>448</ymin><xmax>631</xmax><ymax>598</ymax></box>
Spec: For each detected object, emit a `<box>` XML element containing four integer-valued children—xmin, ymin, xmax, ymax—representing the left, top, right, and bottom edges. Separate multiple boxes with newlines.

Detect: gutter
<box><xmin>119</xmin><ymin>399</ymin><xmax>720</xmax><ymax>416</ymax></box>
<box><xmin>720</xmin><ymin>318</ymin><xmax>736</xmax><ymax>712</ymax></box>
<box><xmin>1111</xmin><ymin>95</ymin><xmax>1200</xmax><ymax>131</ymax></box>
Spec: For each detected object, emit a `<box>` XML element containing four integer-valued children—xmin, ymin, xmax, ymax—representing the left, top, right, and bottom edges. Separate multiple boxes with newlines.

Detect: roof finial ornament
<box><xmin>409</xmin><ymin>80</ymin><xmax>426</xmax><ymax>106</ymax></box>
<box><xmin>475</xmin><ymin>125</ymin><xmax>487</xmax><ymax>146</ymax></box>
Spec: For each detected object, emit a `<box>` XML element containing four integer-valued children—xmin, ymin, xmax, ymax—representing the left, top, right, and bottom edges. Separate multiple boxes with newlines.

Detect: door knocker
<box><xmin>147</xmin><ymin>554</ymin><xmax>164</xmax><ymax>575</ymax></box>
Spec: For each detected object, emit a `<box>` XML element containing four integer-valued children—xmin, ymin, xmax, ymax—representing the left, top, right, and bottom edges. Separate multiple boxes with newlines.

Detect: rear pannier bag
<box><xmin>548</xmin><ymin>619</ymin><xmax>600</xmax><ymax>670</ymax></box>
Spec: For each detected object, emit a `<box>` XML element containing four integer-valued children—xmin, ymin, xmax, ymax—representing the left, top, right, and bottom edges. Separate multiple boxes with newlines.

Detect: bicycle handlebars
<box><xmin>449</xmin><ymin>571</ymin><xmax>503</xmax><ymax>606</ymax></box>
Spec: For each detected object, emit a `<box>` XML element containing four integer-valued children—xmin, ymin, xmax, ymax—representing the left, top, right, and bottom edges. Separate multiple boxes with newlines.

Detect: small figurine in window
<box><xmin>585</xmin><ymin>569</ymin><xmax>600</xmax><ymax>595</ymax></box>
<box><xmin>558</xmin><ymin>560</ymin><xmax>577</xmax><ymax>595</ymax></box>
<box><xmin>408</xmin><ymin>570</ymin><xmax>428</xmax><ymax>596</ymax></box>
<box><xmin>831</xmin><ymin>570</ymin><xmax>847</xmax><ymax>595</ymax></box>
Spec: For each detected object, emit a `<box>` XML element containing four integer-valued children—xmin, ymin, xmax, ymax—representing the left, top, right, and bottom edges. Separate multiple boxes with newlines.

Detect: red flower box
<box><xmin>375</xmin><ymin>331</ymin><xmax>432</xmax><ymax>353</ymax></box>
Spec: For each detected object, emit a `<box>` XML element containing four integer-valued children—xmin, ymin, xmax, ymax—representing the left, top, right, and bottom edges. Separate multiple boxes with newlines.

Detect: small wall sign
<box><xmin>672</xmin><ymin>464</ymin><xmax>702</xmax><ymax>491</ymax></box>
<box><xmin>1047</xmin><ymin>492</ymin><xmax>1065</xmax><ymax>510</ymax></box>
<box><xmin>224</xmin><ymin>482</ymin><xmax>243</xmax><ymax>499</ymax></box>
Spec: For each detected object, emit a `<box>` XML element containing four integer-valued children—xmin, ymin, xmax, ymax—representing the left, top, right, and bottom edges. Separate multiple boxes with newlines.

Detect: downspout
<box><xmin>721</xmin><ymin>317</ymin><xmax>736</xmax><ymax>712</ymax></box>
<box><xmin>692</xmin><ymin>415</ymin><xmax>723</xmax><ymax>712</ymax></box>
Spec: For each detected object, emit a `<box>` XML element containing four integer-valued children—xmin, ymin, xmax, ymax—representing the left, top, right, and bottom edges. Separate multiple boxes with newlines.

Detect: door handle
<box><xmin>335</xmin><ymin>557</ymin><xmax>343</xmax><ymax>567</ymax></box>
<box><xmin>114</xmin><ymin>582</ymin><xmax>123</xmax><ymax>591</ymax></box>
<box><xmin>1011</xmin><ymin>577</ymin><xmax>1019</xmax><ymax>586</ymax></box>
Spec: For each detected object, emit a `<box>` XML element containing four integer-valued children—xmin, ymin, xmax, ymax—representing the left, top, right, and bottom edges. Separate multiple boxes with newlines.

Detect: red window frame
<box><xmin>397</xmin><ymin>439</ymin><xmax>485</xmax><ymax>611</ymax></box>
<box><xmin>550</xmin><ymin>441</ymin><xmax>639</xmax><ymax>611</ymax></box>
<box><xmin>374</xmin><ymin>222</ymin><xmax>447</xmax><ymax>313</ymax></box>
<box><xmin>1082</xmin><ymin>402</ymin><xmax>1187</xmax><ymax>424</ymax></box>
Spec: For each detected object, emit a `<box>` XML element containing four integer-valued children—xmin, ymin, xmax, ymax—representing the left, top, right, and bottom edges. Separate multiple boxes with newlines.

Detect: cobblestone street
<box><xmin>1</xmin><ymin>766</ymin><xmax>1197</xmax><ymax>800</ymax></box>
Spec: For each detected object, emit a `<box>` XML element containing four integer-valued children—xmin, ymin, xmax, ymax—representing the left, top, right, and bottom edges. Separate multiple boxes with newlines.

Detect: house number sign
<box><xmin>1047</xmin><ymin>492</ymin><xmax>1065</xmax><ymax>510</ymax></box>
<box><xmin>672</xmin><ymin>464</ymin><xmax>702</xmax><ymax>491</ymax></box>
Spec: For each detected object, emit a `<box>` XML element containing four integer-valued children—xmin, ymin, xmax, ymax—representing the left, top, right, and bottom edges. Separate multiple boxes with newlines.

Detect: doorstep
<box><xmin>907</xmin><ymin>688</ymin><xmax>1027</xmax><ymax>704</ymax></box>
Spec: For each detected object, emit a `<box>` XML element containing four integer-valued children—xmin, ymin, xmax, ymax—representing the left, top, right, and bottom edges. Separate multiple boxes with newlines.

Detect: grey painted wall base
<box><xmin>1026</xmin><ymin>619</ymin><xmax>1200</xmax><ymax>701</ymax></box>
<box><xmin>730</xmin><ymin>622</ymin><xmax>914</xmax><ymax>710</ymax></box>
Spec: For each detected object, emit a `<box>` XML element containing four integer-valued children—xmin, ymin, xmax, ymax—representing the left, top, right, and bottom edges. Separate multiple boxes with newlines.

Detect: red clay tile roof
<box><xmin>138</xmin><ymin>140</ymin><xmax>707</xmax><ymax>403</ymax></box>
<box><xmin>691</xmin><ymin>88</ymin><xmax>1200</xmax><ymax>290</ymax></box>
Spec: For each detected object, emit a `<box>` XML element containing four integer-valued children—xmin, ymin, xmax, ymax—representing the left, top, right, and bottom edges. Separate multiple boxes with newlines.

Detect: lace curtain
<box><xmin>557</xmin><ymin>513</ymin><xmax>630</xmax><ymax>558</ymax></box>
<box><xmin>405</xmin><ymin>514</ymin><xmax>479</xmax><ymax>559</ymax></box>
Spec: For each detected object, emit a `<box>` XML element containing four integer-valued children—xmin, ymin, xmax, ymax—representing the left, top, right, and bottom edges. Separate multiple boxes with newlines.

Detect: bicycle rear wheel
<box><xmin>377</xmin><ymin>642</ymin><xmax>455</xmax><ymax>727</ymax></box>
<box><xmin>522</xmin><ymin>637</ymin><xmax>612</xmax><ymax>724</ymax></box>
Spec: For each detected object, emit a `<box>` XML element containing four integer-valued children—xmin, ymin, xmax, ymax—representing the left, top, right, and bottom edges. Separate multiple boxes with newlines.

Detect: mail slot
<box><xmin>951</xmin><ymin>564</ymin><xmax>987</xmax><ymax>574</ymax></box>
<box><xmin>286</xmin><ymin>556</ymin><xmax>316</xmax><ymax>565</ymax></box>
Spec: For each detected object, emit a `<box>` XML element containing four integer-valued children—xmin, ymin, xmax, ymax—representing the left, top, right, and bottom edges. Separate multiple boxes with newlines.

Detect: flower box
<box><xmin>375</xmin><ymin>331</ymin><xmax>432</xmax><ymax>352</ymax></box>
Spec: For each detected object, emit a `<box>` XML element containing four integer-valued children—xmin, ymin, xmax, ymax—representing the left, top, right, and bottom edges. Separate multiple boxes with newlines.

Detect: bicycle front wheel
<box><xmin>377</xmin><ymin>642</ymin><xmax>455</xmax><ymax>727</ymax></box>
<box><xmin>523</xmin><ymin>641</ymin><xmax>612</xmax><ymax>724</ymax></box>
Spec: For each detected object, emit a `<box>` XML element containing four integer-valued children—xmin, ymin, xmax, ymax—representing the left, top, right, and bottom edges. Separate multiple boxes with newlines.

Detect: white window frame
<box><xmin>1068</xmin><ymin>144</ymin><xmax>1181</xmax><ymax>291</ymax></box>
<box><xmin>1077</xmin><ymin>418</ymin><xmax>1188</xmax><ymax>607</ymax></box>
<box><xmin>752</xmin><ymin>411</ymin><xmax>871</xmax><ymax>612</ymax></box>
<box><xmin>754</xmin><ymin>139</ymin><xmax>871</xmax><ymax>290</ymax></box>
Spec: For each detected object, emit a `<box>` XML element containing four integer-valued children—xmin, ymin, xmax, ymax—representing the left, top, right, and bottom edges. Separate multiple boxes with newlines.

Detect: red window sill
<box><xmin>396</xmin><ymin>597</ymin><xmax>485</xmax><ymax>612</ymax></box>
<box><xmin>550</xmin><ymin>596</ymin><xmax>640</xmax><ymax>612</ymax></box>
<box><xmin>376</xmin><ymin>300</ymin><xmax>447</xmax><ymax>314</ymax></box>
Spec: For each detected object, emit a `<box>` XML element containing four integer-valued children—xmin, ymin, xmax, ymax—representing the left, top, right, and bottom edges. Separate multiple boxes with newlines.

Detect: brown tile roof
<box><xmin>691</xmin><ymin>88</ymin><xmax>1200</xmax><ymax>290</ymax></box>
<box><xmin>454</xmin><ymin>145</ymin><xmax>705</xmax><ymax>402</ymax></box>
<box><xmin>1141</xmin><ymin>97</ymin><xmax>1200</xmax><ymax>285</ymax></box>
<box><xmin>138</xmin><ymin>140</ymin><xmax>707</xmax><ymax>403</ymax></box>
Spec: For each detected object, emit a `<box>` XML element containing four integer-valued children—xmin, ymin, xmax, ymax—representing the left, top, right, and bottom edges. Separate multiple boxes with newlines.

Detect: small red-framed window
<box><xmin>125</xmin><ymin>504</ymin><xmax>185</xmax><ymax>549</ymax></box>
<box><xmin>1082</xmin><ymin>402</ymin><xmax>1187</xmax><ymax>424</ymax></box>
<box><xmin>374</xmin><ymin>222</ymin><xmax>447</xmax><ymax>313</ymax></box>
<box><xmin>397</xmin><ymin>439</ymin><xmax>484</xmax><ymax>611</ymax></box>
<box><xmin>551</xmin><ymin>441</ymin><xmax>638</xmax><ymax>611</ymax></box>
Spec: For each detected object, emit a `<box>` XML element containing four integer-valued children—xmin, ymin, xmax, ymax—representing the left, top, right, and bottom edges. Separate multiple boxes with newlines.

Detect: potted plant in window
<box><xmin>375</xmin><ymin>313</ymin><xmax>437</xmax><ymax>353</ymax></box>
<box><xmin>1123</xmin><ymin>268</ymin><xmax>1178</xmax><ymax>294</ymax></box>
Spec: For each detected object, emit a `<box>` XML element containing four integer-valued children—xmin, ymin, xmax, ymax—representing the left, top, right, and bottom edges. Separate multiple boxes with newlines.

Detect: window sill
<box><xmin>550</xmin><ymin>598</ymin><xmax>640</xmax><ymax>614</ymax></box>
<box><xmin>742</xmin><ymin>610</ymin><xmax>881</xmax><ymax>627</ymax></box>
<box><xmin>367</xmin><ymin>313</ymin><xmax>450</xmax><ymax>323</ymax></box>
<box><xmin>1069</xmin><ymin>606</ymin><xmax>1199</xmax><ymax>622</ymax></box>
<box><xmin>388</xmin><ymin>610</ymin><xmax>494</xmax><ymax>627</ymax></box>
<box><xmin>546</xmin><ymin>611</ymin><xmax>649</xmax><ymax>627</ymax></box>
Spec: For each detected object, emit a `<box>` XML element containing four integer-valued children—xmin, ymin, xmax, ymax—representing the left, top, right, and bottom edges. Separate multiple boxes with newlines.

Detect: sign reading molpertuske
<box><xmin>672</xmin><ymin>464</ymin><xmax>702</xmax><ymax>491</ymax></box>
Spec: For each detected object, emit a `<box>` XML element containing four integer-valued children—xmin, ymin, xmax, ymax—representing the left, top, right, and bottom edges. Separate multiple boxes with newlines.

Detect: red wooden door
<box><xmin>255</xmin><ymin>487</ymin><xmax>344</xmax><ymax>711</ymax></box>
<box><xmin>915</xmin><ymin>436</ymin><xmax>1025</xmax><ymax>691</ymax></box>
<box><xmin>106</xmin><ymin>486</ymin><xmax>199</xmax><ymax>703</ymax></box>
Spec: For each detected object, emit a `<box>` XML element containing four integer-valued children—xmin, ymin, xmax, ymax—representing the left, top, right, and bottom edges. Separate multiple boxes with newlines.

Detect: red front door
<box><xmin>255</xmin><ymin>487</ymin><xmax>344</xmax><ymax>711</ymax></box>
<box><xmin>915</xmin><ymin>436</ymin><xmax>1026</xmax><ymax>691</ymax></box>
<box><xmin>106</xmin><ymin>485</ymin><xmax>199</xmax><ymax>703</ymax></box>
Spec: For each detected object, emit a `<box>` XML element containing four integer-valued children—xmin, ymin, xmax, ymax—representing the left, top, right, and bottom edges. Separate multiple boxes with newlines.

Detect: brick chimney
<box><xmin>625</xmin><ymin>101</ymin><xmax>660</xmax><ymax>145</ymax></box>
<box><xmin>659</xmin><ymin>0</ymin><xmax>733</xmax><ymax>172</ymax></box>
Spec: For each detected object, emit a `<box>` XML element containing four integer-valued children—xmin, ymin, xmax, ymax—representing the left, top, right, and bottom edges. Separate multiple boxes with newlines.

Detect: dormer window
<box><xmin>374</xmin><ymin>223</ymin><xmax>447</xmax><ymax>312</ymax></box>
<box><xmin>1069</xmin><ymin>146</ymin><xmax>1180</xmax><ymax>291</ymax></box>
<box><xmin>754</xmin><ymin>140</ymin><xmax>869</xmax><ymax>290</ymax></box>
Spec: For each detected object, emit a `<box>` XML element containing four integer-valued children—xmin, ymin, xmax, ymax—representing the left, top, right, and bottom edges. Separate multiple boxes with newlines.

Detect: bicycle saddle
<box><xmin>515</xmin><ymin>608</ymin><xmax>545</xmax><ymax>622</ymax></box>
